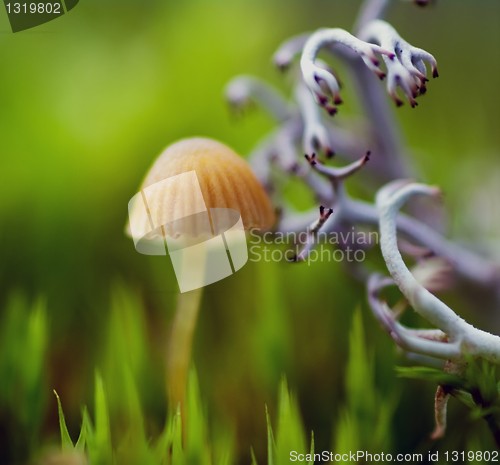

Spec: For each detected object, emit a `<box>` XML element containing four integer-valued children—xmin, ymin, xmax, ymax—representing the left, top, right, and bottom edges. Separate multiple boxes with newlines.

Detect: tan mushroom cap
<box><xmin>127</xmin><ymin>137</ymin><xmax>275</xmax><ymax>240</ymax></box>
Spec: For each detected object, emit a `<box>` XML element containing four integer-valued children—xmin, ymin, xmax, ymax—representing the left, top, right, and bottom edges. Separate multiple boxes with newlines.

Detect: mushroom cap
<box><xmin>127</xmin><ymin>137</ymin><xmax>275</xmax><ymax>241</ymax></box>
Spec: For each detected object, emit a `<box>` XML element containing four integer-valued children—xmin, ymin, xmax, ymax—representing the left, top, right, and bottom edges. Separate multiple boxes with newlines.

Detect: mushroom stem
<box><xmin>166</xmin><ymin>287</ymin><xmax>204</xmax><ymax>416</ymax></box>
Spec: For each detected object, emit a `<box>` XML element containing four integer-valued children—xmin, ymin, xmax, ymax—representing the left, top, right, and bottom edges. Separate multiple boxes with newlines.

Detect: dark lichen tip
<box><xmin>432</xmin><ymin>68</ymin><xmax>439</xmax><ymax>78</ymax></box>
<box><xmin>325</xmin><ymin>149</ymin><xmax>335</xmax><ymax>159</ymax></box>
<box><xmin>319</xmin><ymin>205</ymin><xmax>325</xmax><ymax>214</ymax></box>
<box><xmin>395</xmin><ymin>98</ymin><xmax>404</xmax><ymax>107</ymax></box>
<box><xmin>422</xmin><ymin>250</ymin><xmax>436</xmax><ymax>259</ymax></box>
<box><xmin>334</xmin><ymin>96</ymin><xmax>343</xmax><ymax>105</ymax></box>
<box><xmin>364</xmin><ymin>151</ymin><xmax>371</xmax><ymax>162</ymax></box>
<box><xmin>275</xmin><ymin>59</ymin><xmax>290</xmax><ymax>72</ymax></box>
<box><xmin>317</xmin><ymin>94</ymin><xmax>328</xmax><ymax>105</ymax></box>
<box><xmin>305</xmin><ymin>153</ymin><xmax>317</xmax><ymax>166</ymax></box>
<box><xmin>325</xmin><ymin>104</ymin><xmax>337</xmax><ymax>116</ymax></box>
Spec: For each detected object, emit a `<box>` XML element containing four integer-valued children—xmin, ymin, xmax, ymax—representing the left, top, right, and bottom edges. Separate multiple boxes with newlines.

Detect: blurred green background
<box><xmin>0</xmin><ymin>0</ymin><xmax>499</xmax><ymax>463</ymax></box>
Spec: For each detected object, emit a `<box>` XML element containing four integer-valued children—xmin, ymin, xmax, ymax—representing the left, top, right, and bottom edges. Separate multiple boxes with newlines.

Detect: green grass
<box><xmin>53</xmin><ymin>371</ymin><xmax>315</xmax><ymax>465</ymax></box>
<box><xmin>47</xmin><ymin>306</ymin><xmax>496</xmax><ymax>464</ymax></box>
<box><xmin>1</xmin><ymin>283</ymin><xmax>497</xmax><ymax>464</ymax></box>
<box><xmin>54</xmin><ymin>370</ymin><xmax>227</xmax><ymax>465</ymax></box>
<box><xmin>0</xmin><ymin>294</ymin><xmax>48</xmax><ymax>459</ymax></box>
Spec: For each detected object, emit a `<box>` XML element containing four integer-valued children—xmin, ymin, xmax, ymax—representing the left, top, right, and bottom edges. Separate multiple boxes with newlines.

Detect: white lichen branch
<box><xmin>306</xmin><ymin>151</ymin><xmax>371</xmax><ymax>184</ymax></box>
<box><xmin>294</xmin><ymin>206</ymin><xmax>336</xmax><ymax>262</ymax></box>
<box><xmin>282</xmin><ymin>155</ymin><xmax>499</xmax><ymax>289</ymax></box>
<box><xmin>377</xmin><ymin>181</ymin><xmax>500</xmax><ymax>364</ymax></box>
<box><xmin>359</xmin><ymin>20</ymin><xmax>438</xmax><ymax>107</ymax></box>
<box><xmin>225</xmin><ymin>75</ymin><xmax>291</xmax><ymax>121</ymax></box>
<box><xmin>273</xmin><ymin>33</ymin><xmax>311</xmax><ymax>70</ymax></box>
<box><xmin>354</xmin><ymin>0</ymin><xmax>390</xmax><ymax>33</ymax></box>
<box><xmin>367</xmin><ymin>274</ymin><xmax>460</xmax><ymax>360</ymax></box>
<box><xmin>295</xmin><ymin>81</ymin><xmax>336</xmax><ymax>156</ymax></box>
<box><xmin>300</xmin><ymin>28</ymin><xmax>394</xmax><ymax>112</ymax></box>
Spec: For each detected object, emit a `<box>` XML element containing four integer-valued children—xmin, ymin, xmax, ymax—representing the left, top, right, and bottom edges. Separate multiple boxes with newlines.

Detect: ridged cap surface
<box><xmin>127</xmin><ymin>137</ymin><xmax>275</xmax><ymax>239</ymax></box>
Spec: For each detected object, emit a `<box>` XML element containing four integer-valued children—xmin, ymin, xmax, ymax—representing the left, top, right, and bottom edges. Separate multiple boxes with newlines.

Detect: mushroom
<box><xmin>126</xmin><ymin>137</ymin><xmax>275</xmax><ymax>414</ymax></box>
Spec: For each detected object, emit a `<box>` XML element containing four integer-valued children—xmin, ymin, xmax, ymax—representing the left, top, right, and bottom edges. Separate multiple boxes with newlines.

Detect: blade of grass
<box><xmin>75</xmin><ymin>406</ymin><xmax>92</xmax><ymax>452</ymax></box>
<box><xmin>53</xmin><ymin>390</ymin><xmax>74</xmax><ymax>450</ymax></box>
<box><xmin>265</xmin><ymin>405</ymin><xmax>275</xmax><ymax>465</ymax></box>
<box><xmin>91</xmin><ymin>372</ymin><xmax>112</xmax><ymax>465</ymax></box>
